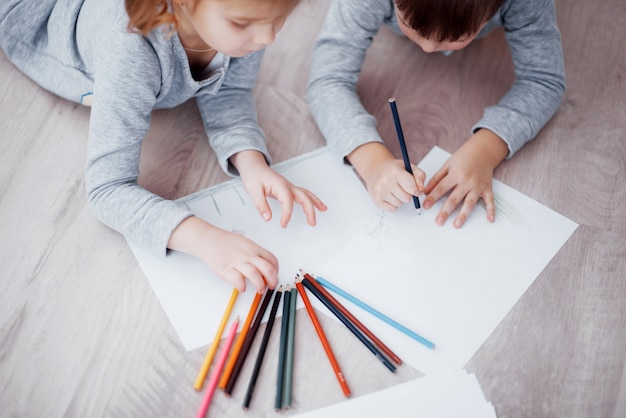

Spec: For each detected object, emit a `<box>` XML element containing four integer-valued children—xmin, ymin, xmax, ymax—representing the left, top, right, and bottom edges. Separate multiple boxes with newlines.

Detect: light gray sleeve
<box><xmin>85</xmin><ymin>29</ymin><xmax>192</xmax><ymax>256</ymax></box>
<box><xmin>472</xmin><ymin>0</ymin><xmax>565</xmax><ymax>158</ymax></box>
<box><xmin>307</xmin><ymin>0</ymin><xmax>392</xmax><ymax>161</ymax></box>
<box><xmin>197</xmin><ymin>50</ymin><xmax>271</xmax><ymax>176</ymax></box>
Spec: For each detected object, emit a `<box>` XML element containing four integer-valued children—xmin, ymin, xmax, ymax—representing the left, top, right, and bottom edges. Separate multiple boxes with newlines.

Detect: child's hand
<box><xmin>231</xmin><ymin>150</ymin><xmax>327</xmax><ymax>227</ymax></box>
<box><xmin>347</xmin><ymin>142</ymin><xmax>425</xmax><ymax>211</ymax></box>
<box><xmin>422</xmin><ymin>129</ymin><xmax>509</xmax><ymax>228</ymax></box>
<box><xmin>363</xmin><ymin>158</ymin><xmax>426</xmax><ymax>211</ymax></box>
<box><xmin>168</xmin><ymin>216</ymin><xmax>279</xmax><ymax>293</ymax></box>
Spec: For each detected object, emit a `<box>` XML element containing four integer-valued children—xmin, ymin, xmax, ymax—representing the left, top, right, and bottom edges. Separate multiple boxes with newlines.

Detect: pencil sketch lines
<box><xmin>234</xmin><ymin>188</ymin><xmax>246</xmax><ymax>205</ymax></box>
<box><xmin>478</xmin><ymin>194</ymin><xmax>530</xmax><ymax>228</ymax></box>
<box><xmin>361</xmin><ymin>210</ymin><xmax>390</xmax><ymax>252</ymax></box>
<box><xmin>210</xmin><ymin>194</ymin><xmax>221</xmax><ymax>216</ymax></box>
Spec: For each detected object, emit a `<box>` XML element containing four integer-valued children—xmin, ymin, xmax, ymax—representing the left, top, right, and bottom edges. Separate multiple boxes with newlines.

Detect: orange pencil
<box><xmin>295</xmin><ymin>279</ymin><xmax>351</xmax><ymax>397</ymax></box>
<box><xmin>218</xmin><ymin>292</ymin><xmax>262</xmax><ymax>390</ymax></box>
<box><xmin>302</xmin><ymin>272</ymin><xmax>403</xmax><ymax>365</ymax></box>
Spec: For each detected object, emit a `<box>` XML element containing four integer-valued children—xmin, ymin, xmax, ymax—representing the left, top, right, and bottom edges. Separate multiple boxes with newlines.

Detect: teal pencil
<box><xmin>316</xmin><ymin>276</ymin><xmax>435</xmax><ymax>350</ymax></box>
<box><xmin>275</xmin><ymin>285</ymin><xmax>291</xmax><ymax>410</ymax></box>
<box><xmin>283</xmin><ymin>285</ymin><xmax>297</xmax><ymax>408</ymax></box>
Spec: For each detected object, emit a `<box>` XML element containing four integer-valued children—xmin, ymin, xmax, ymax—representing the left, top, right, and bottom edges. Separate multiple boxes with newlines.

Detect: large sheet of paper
<box><xmin>294</xmin><ymin>370</ymin><xmax>496</xmax><ymax>418</ymax></box>
<box><xmin>126</xmin><ymin>146</ymin><xmax>577</xmax><ymax>376</ymax></box>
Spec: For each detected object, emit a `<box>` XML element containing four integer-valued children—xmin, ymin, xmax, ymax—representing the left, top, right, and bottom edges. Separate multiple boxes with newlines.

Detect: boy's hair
<box><xmin>394</xmin><ymin>0</ymin><xmax>505</xmax><ymax>42</ymax></box>
<box><xmin>125</xmin><ymin>0</ymin><xmax>177</xmax><ymax>35</ymax></box>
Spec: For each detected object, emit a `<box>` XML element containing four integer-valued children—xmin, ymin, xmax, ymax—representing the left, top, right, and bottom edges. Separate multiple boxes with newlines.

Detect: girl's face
<box><xmin>176</xmin><ymin>0</ymin><xmax>293</xmax><ymax>57</ymax></box>
<box><xmin>395</xmin><ymin>7</ymin><xmax>484</xmax><ymax>53</ymax></box>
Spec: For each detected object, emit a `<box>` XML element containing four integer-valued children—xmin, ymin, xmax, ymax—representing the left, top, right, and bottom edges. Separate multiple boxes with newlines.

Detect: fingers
<box><xmin>411</xmin><ymin>164</ymin><xmax>426</xmax><ymax>190</ymax></box>
<box><xmin>248</xmin><ymin>185</ymin><xmax>273</xmax><ymax>222</ymax></box>
<box><xmin>276</xmin><ymin>189</ymin><xmax>295</xmax><ymax>228</ymax></box>
<box><xmin>223</xmin><ymin>254</ymin><xmax>279</xmax><ymax>294</ymax></box>
<box><xmin>430</xmin><ymin>183</ymin><xmax>496</xmax><ymax>228</ymax></box>
<box><xmin>483</xmin><ymin>191</ymin><xmax>496</xmax><ymax>223</ymax></box>
<box><xmin>423</xmin><ymin>167</ymin><xmax>449</xmax><ymax>210</ymax></box>
<box><xmin>292</xmin><ymin>189</ymin><xmax>327</xmax><ymax>226</ymax></box>
<box><xmin>370</xmin><ymin>164</ymin><xmax>424</xmax><ymax>211</ymax></box>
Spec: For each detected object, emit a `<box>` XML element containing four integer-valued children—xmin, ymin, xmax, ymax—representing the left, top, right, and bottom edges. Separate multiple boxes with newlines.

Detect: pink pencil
<box><xmin>196</xmin><ymin>316</ymin><xmax>240</xmax><ymax>418</ymax></box>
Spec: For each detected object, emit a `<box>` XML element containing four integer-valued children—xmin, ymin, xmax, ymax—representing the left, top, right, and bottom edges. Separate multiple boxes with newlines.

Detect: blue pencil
<box><xmin>316</xmin><ymin>276</ymin><xmax>435</xmax><ymax>350</ymax></box>
<box><xmin>389</xmin><ymin>98</ymin><xmax>421</xmax><ymax>213</ymax></box>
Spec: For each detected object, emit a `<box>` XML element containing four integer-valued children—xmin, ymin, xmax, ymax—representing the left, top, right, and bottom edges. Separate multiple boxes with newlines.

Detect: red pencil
<box><xmin>295</xmin><ymin>279</ymin><xmax>351</xmax><ymax>397</ymax></box>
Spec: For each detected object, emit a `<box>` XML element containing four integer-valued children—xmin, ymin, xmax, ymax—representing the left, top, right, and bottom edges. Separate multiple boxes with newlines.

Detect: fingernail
<box><xmin>262</xmin><ymin>212</ymin><xmax>270</xmax><ymax>221</ymax></box>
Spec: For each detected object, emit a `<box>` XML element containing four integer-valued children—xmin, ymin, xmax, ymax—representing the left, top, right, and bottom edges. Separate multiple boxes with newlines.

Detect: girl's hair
<box><xmin>395</xmin><ymin>0</ymin><xmax>505</xmax><ymax>42</ymax></box>
<box><xmin>125</xmin><ymin>0</ymin><xmax>177</xmax><ymax>35</ymax></box>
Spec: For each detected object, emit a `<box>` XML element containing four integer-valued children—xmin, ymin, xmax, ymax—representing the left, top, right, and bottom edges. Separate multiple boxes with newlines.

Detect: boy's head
<box><xmin>394</xmin><ymin>0</ymin><xmax>505</xmax><ymax>52</ymax></box>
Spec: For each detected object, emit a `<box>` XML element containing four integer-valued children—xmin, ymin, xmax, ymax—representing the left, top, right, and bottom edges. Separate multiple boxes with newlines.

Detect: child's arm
<box><xmin>198</xmin><ymin>51</ymin><xmax>326</xmax><ymax>226</ymax></box>
<box><xmin>308</xmin><ymin>1</ymin><xmax>428</xmax><ymax>211</ymax></box>
<box><xmin>167</xmin><ymin>216</ymin><xmax>279</xmax><ymax>293</ymax></box>
<box><xmin>229</xmin><ymin>150</ymin><xmax>327</xmax><ymax>227</ymax></box>
<box><xmin>423</xmin><ymin>129</ymin><xmax>509</xmax><ymax>228</ymax></box>
<box><xmin>347</xmin><ymin>142</ymin><xmax>426</xmax><ymax>211</ymax></box>
<box><xmin>423</xmin><ymin>0</ymin><xmax>565</xmax><ymax>227</ymax></box>
<box><xmin>471</xmin><ymin>0</ymin><xmax>565</xmax><ymax>158</ymax></box>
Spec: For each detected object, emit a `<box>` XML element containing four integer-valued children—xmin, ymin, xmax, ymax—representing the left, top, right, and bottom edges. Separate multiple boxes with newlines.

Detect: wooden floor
<box><xmin>1</xmin><ymin>0</ymin><xmax>625</xmax><ymax>417</ymax></box>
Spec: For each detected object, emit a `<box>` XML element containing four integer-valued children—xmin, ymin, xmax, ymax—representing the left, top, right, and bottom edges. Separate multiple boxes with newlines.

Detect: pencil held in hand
<box><xmin>389</xmin><ymin>98</ymin><xmax>422</xmax><ymax>214</ymax></box>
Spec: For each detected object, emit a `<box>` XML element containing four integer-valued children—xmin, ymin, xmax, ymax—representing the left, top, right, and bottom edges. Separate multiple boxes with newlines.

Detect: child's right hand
<box><xmin>348</xmin><ymin>142</ymin><xmax>425</xmax><ymax>211</ymax></box>
<box><xmin>168</xmin><ymin>216</ymin><xmax>279</xmax><ymax>293</ymax></box>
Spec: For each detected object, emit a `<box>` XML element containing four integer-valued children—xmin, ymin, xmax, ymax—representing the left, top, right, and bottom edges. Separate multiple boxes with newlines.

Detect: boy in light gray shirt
<box><xmin>308</xmin><ymin>0</ymin><xmax>564</xmax><ymax>228</ymax></box>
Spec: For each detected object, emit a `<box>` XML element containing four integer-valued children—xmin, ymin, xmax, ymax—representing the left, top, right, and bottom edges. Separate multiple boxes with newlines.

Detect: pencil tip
<box><xmin>417</xmin><ymin>208</ymin><xmax>422</xmax><ymax>215</ymax></box>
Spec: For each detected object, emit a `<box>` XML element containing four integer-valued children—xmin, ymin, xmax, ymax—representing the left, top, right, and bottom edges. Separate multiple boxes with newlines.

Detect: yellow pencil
<box><xmin>218</xmin><ymin>291</ymin><xmax>262</xmax><ymax>390</ymax></box>
<box><xmin>194</xmin><ymin>288</ymin><xmax>239</xmax><ymax>390</ymax></box>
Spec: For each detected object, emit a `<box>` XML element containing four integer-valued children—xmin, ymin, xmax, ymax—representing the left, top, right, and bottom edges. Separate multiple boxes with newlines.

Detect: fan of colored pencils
<box><xmin>193</xmin><ymin>270</ymin><xmax>434</xmax><ymax>417</ymax></box>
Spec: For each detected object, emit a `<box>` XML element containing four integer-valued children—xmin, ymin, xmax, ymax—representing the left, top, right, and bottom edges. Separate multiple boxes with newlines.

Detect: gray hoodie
<box><xmin>307</xmin><ymin>0</ymin><xmax>565</xmax><ymax>160</ymax></box>
<box><xmin>0</xmin><ymin>0</ymin><xmax>271</xmax><ymax>255</ymax></box>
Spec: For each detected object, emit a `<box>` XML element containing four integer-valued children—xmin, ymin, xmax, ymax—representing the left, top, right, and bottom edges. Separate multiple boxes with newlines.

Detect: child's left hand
<box><xmin>231</xmin><ymin>150</ymin><xmax>327</xmax><ymax>227</ymax></box>
<box><xmin>422</xmin><ymin>129</ymin><xmax>509</xmax><ymax>228</ymax></box>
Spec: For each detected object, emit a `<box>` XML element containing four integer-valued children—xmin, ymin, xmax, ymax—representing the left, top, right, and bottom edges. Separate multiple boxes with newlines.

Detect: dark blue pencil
<box><xmin>389</xmin><ymin>98</ymin><xmax>421</xmax><ymax>213</ymax></box>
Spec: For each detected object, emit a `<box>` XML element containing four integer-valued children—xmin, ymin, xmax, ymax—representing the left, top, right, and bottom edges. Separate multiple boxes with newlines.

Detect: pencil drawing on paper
<box><xmin>360</xmin><ymin>210</ymin><xmax>390</xmax><ymax>252</ymax></box>
<box><xmin>477</xmin><ymin>194</ymin><xmax>530</xmax><ymax>228</ymax></box>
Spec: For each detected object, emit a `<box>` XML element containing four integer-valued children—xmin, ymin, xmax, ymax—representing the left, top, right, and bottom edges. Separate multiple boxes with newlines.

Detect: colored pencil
<box><xmin>295</xmin><ymin>279</ymin><xmax>351</xmax><ymax>397</ymax></box>
<box><xmin>243</xmin><ymin>286</ymin><xmax>283</xmax><ymax>409</ymax></box>
<box><xmin>302</xmin><ymin>272</ymin><xmax>402</xmax><ymax>365</ymax></box>
<box><xmin>301</xmin><ymin>276</ymin><xmax>396</xmax><ymax>373</ymax></box>
<box><xmin>218</xmin><ymin>292</ymin><xmax>262</xmax><ymax>390</ymax></box>
<box><xmin>195</xmin><ymin>316</ymin><xmax>240</xmax><ymax>418</ymax></box>
<box><xmin>283</xmin><ymin>284</ymin><xmax>297</xmax><ymax>409</ymax></box>
<box><xmin>316</xmin><ymin>276</ymin><xmax>435</xmax><ymax>350</ymax></box>
<box><xmin>224</xmin><ymin>288</ymin><xmax>275</xmax><ymax>396</ymax></box>
<box><xmin>194</xmin><ymin>288</ymin><xmax>239</xmax><ymax>390</ymax></box>
<box><xmin>275</xmin><ymin>285</ymin><xmax>291</xmax><ymax>410</ymax></box>
<box><xmin>389</xmin><ymin>98</ymin><xmax>421</xmax><ymax>213</ymax></box>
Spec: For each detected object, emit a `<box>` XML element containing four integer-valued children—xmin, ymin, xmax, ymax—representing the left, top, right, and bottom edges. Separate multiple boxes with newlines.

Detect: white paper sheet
<box><xmin>126</xmin><ymin>146</ymin><xmax>577</xmax><ymax>378</ymax></box>
<box><xmin>293</xmin><ymin>370</ymin><xmax>497</xmax><ymax>418</ymax></box>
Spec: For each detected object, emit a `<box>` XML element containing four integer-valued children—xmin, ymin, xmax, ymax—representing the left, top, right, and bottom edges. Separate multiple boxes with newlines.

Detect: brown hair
<box><xmin>394</xmin><ymin>0</ymin><xmax>505</xmax><ymax>42</ymax></box>
<box><xmin>125</xmin><ymin>0</ymin><xmax>177</xmax><ymax>35</ymax></box>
